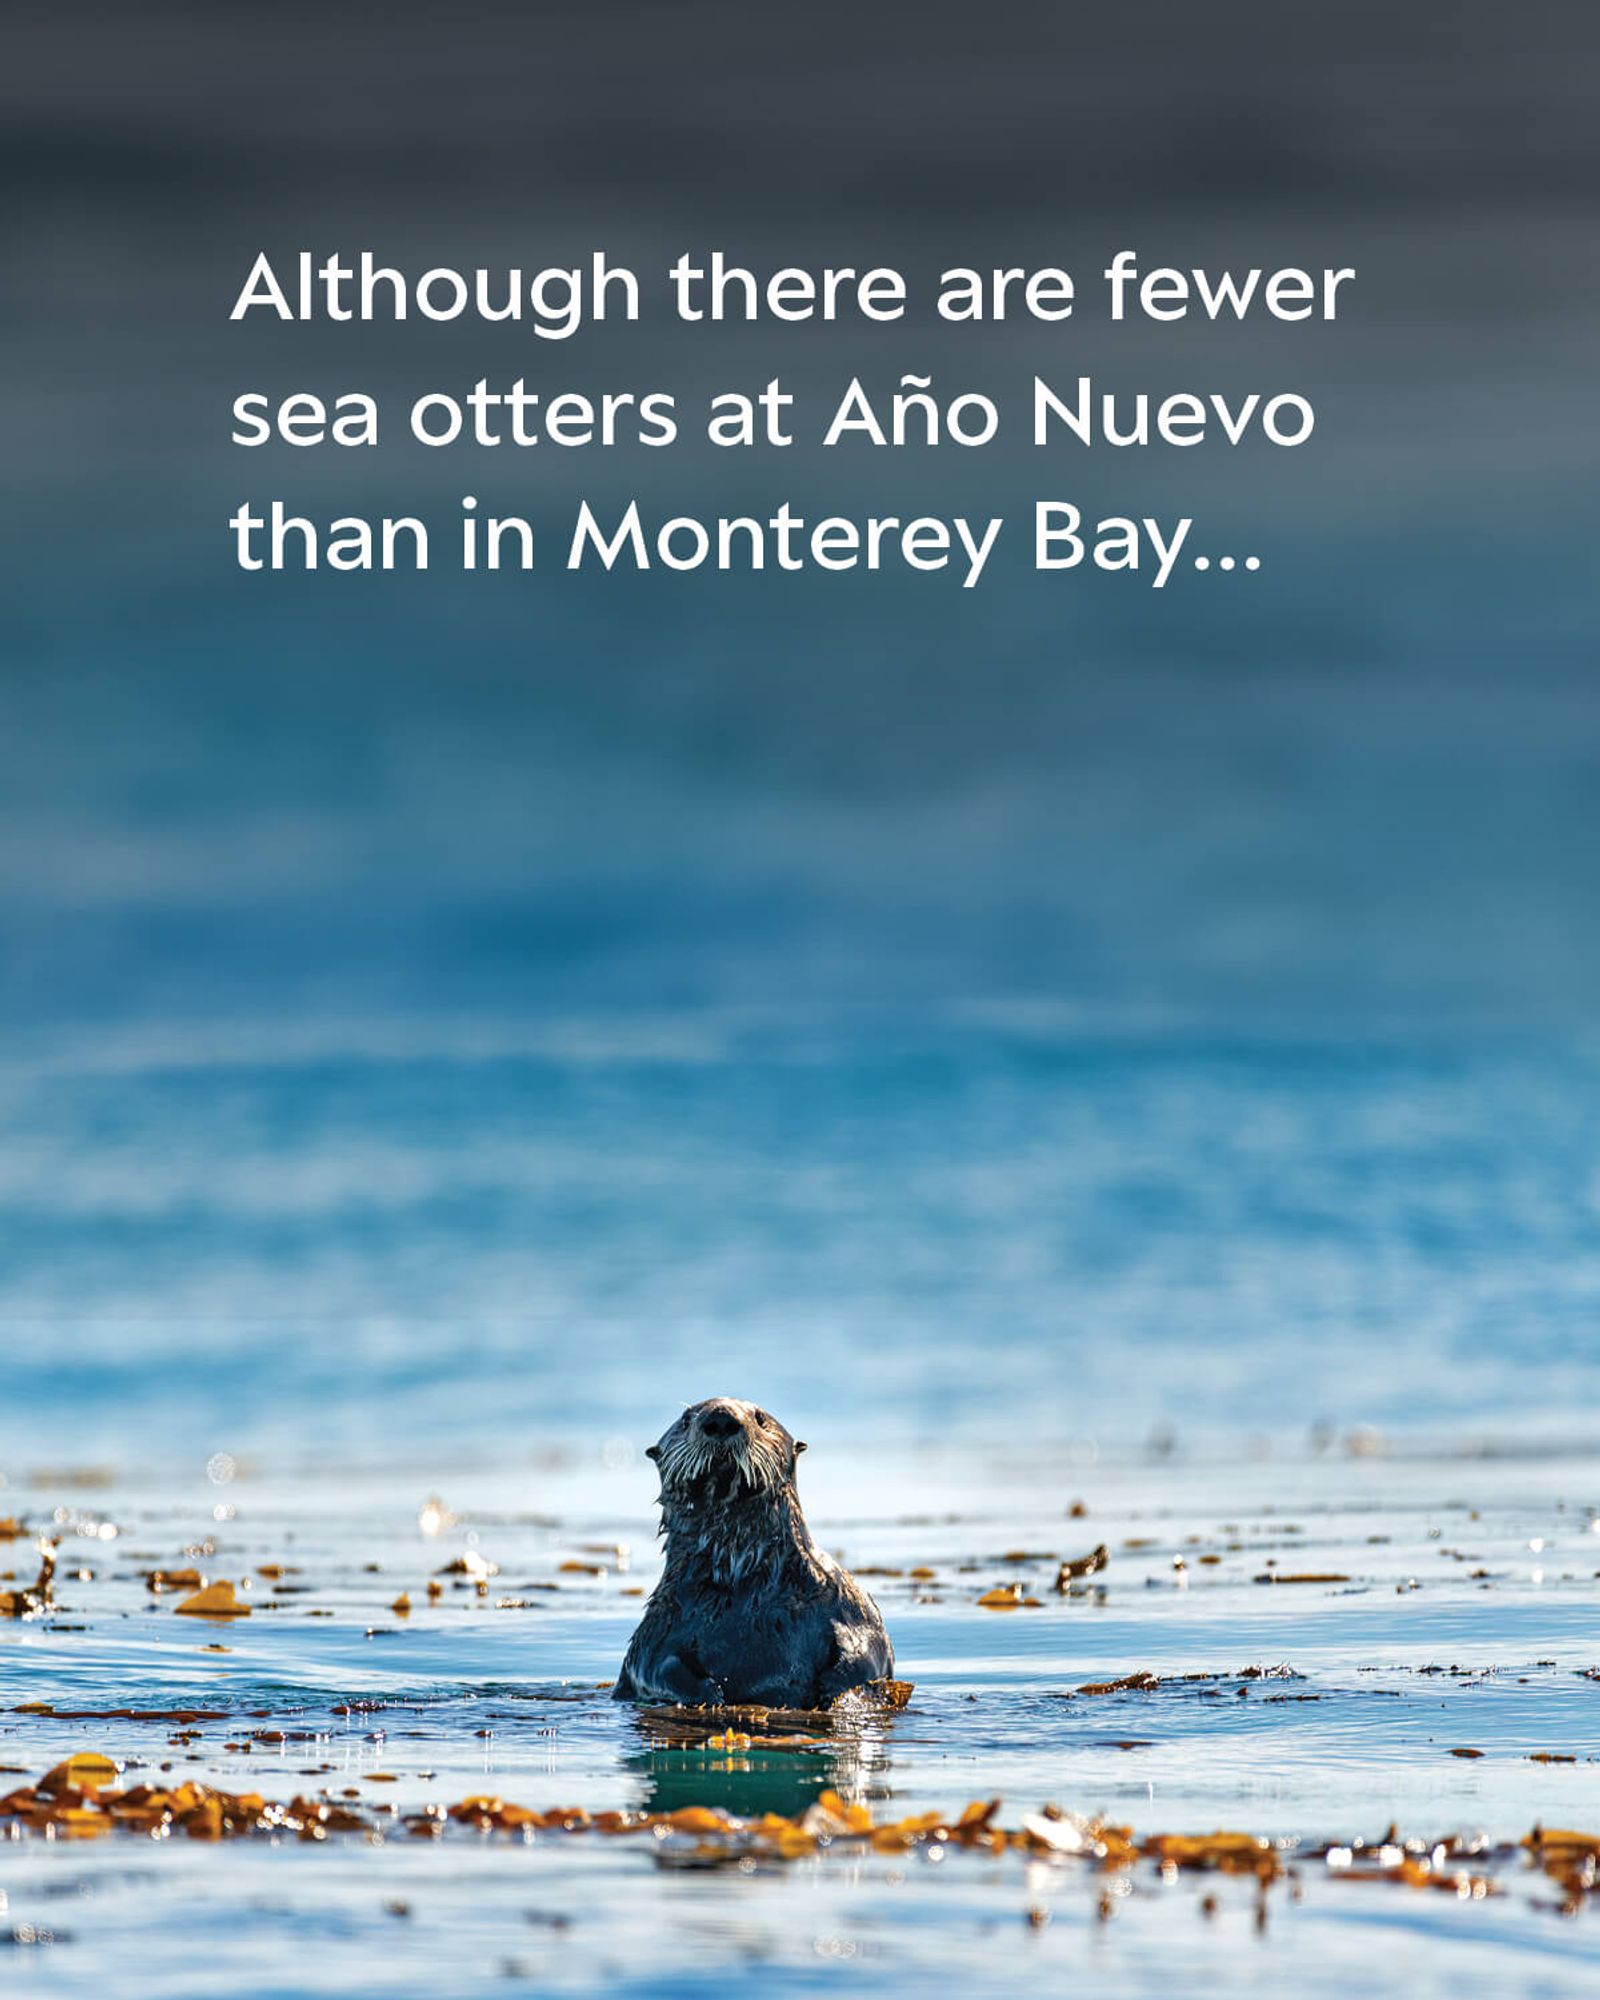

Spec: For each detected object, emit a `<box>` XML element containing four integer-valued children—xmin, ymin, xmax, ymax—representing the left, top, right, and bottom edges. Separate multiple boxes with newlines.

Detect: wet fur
<box><xmin>614</xmin><ymin>1398</ymin><xmax>893</xmax><ymax>1707</ymax></box>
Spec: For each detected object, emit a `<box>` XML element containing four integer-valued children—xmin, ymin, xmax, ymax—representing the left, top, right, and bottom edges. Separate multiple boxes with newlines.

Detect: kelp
<box><xmin>1524</xmin><ymin>1825</ymin><xmax>1600</xmax><ymax>1909</ymax></box>
<box><xmin>0</xmin><ymin>1756</ymin><xmax>1585</xmax><ymax>1912</ymax></box>
<box><xmin>173</xmin><ymin>1580</ymin><xmax>252</xmax><ymax>1619</ymax></box>
<box><xmin>0</xmin><ymin>1541</ymin><xmax>56</xmax><ymax>1617</ymax></box>
<box><xmin>637</xmin><ymin>1678</ymin><xmax>914</xmax><ymax>1744</ymax></box>
<box><xmin>1254</xmin><ymin>1572</ymin><xmax>1352</xmax><ymax>1586</ymax></box>
<box><xmin>1055</xmin><ymin>1544</ymin><xmax>1110</xmax><ymax>1590</ymax></box>
<box><xmin>1061</xmin><ymin>1665</ymin><xmax>1302</xmax><ymax>1698</ymax></box>
<box><xmin>977</xmin><ymin>1583</ymin><xmax>1043</xmax><ymax>1609</ymax></box>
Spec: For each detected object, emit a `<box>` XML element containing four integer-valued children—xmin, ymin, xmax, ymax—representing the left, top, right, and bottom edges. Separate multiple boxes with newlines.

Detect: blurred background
<box><xmin>2</xmin><ymin>1</ymin><xmax>1598</xmax><ymax>1466</ymax></box>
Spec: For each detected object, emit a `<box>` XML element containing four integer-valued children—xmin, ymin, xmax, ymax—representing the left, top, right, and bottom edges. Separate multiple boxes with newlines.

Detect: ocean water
<box><xmin>4</xmin><ymin>591</ymin><xmax>1598</xmax><ymax>1993</ymax></box>
<box><xmin>4</xmin><ymin>2</ymin><xmax>1599</xmax><ymax>1988</ymax></box>
<box><xmin>2</xmin><ymin>1444</ymin><xmax>1598</xmax><ymax>1996</ymax></box>
<box><xmin>4</xmin><ymin>1014</ymin><xmax>1600</xmax><ymax>1464</ymax></box>
<box><xmin>3</xmin><ymin>1016</ymin><xmax>1600</xmax><ymax>1993</ymax></box>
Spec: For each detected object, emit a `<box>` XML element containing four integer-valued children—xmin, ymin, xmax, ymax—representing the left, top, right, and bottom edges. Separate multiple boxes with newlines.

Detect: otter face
<box><xmin>647</xmin><ymin>1397</ymin><xmax>806</xmax><ymax>1502</ymax></box>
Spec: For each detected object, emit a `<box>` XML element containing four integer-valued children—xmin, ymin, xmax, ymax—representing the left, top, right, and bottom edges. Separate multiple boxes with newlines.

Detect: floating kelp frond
<box><xmin>637</xmin><ymin>1678</ymin><xmax>913</xmax><ymax>1742</ymax></box>
<box><xmin>173</xmin><ymin>1580</ymin><xmax>251</xmax><ymax>1619</ymax></box>
<box><xmin>0</xmin><ymin>1541</ymin><xmax>56</xmax><ymax>1618</ymax></box>
<box><xmin>1055</xmin><ymin>1545</ymin><xmax>1110</xmax><ymax>1590</ymax></box>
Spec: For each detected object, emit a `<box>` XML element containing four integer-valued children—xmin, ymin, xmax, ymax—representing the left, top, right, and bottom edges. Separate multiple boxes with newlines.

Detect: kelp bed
<box><xmin>4</xmin><ymin>1749</ymin><xmax>1597</xmax><ymax>1920</ymax></box>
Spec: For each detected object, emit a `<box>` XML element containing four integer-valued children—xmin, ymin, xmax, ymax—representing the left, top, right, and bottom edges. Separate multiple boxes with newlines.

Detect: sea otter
<box><xmin>614</xmin><ymin>1397</ymin><xmax>893</xmax><ymax>1707</ymax></box>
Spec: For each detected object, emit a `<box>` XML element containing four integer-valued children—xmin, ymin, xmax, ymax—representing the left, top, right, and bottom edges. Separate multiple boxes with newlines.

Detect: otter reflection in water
<box><xmin>615</xmin><ymin>1397</ymin><xmax>893</xmax><ymax>1707</ymax></box>
<box><xmin>628</xmin><ymin>1718</ymin><xmax>886</xmax><ymax>1823</ymax></box>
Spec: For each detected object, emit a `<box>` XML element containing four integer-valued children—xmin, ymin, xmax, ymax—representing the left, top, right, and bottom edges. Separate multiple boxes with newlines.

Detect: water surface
<box><xmin>3</xmin><ymin>1440</ymin><xmax>1597</xmax><ymax>1995</ymax></box>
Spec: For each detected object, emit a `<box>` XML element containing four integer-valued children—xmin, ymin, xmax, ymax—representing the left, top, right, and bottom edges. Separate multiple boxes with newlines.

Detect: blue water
<box><xmin>6</xmin><ymin>1007</ymin><xmax>1598</xmax><ymax>1994</ymax></box>
<box><xmin>5</xmin><ymin>547</ymin><xmax>1600</xmax><ymax>1998</ymax></box>
<box><xmin>3</xmin><ymin>1017</ymin><xmax>1599</xmax><ymax>1464</ymax></box>
<box><xmin>4</xmin><ymin>5</ymin><xmax>1598</xmax><ymax>1987</ymax></box>
<box><xmin>3</xmin><ymin>1447</ymin><xmax>1598</xmax><ymax>1996</ymax></box>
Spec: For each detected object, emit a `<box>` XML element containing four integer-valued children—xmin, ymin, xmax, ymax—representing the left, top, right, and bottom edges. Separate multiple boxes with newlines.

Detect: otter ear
<box><xmin>794</xmin><ymin>1440</ymin><xmax>807</xmax><ymax>1454</ymax></box>
<box><xmin>645</xmin><ymin>1445</ymin><xmax>660</xmax><ymax>1461</ymax></box>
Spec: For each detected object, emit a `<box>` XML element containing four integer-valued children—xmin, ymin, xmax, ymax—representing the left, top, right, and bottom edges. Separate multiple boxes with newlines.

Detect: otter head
<box><xmin>647</xmin><ymin>1397</ymin><xmax>806</xmax><ymax>1509</ymax></box>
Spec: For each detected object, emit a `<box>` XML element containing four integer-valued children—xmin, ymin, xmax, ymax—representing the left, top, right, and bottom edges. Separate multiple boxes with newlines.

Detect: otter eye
<box><xmin>755</xmin><ymin>1410</ymin><xmax>770</xmax><ymax>1427</ymax></box>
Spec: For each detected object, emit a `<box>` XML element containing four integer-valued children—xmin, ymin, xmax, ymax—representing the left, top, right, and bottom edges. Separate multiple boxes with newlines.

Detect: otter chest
<box><xmin>673</xmin><ymin>1576</ymin><xmax>827</xmax><ymax>1703</ymax></box>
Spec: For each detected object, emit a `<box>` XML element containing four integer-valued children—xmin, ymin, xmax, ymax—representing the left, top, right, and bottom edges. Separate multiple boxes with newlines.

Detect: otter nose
<box><xmin>699</xmin><ymin>1407</ymin><xmax>742</xmax><ymax>1440</ymax></box>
